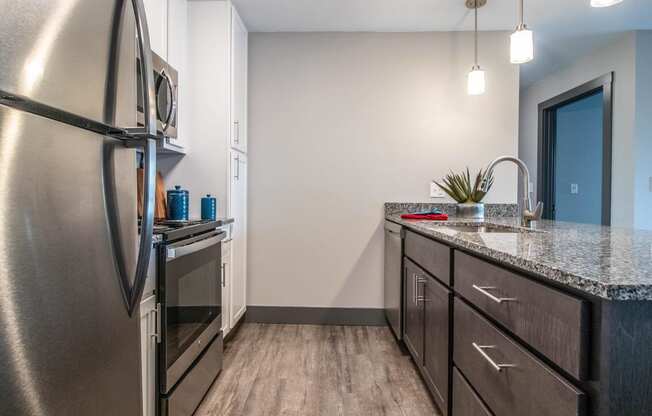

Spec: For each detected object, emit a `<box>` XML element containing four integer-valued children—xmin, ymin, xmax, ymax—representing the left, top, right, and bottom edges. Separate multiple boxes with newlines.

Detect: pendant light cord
<box><xmin>518</xmin><ymin>0</ymin><xmax>525</xmax><ymax>29</ymax></box>
<box><xmin>474</xmin><ymin>0</ymin><xmax>478</xmax><ymax>67</ymax></box>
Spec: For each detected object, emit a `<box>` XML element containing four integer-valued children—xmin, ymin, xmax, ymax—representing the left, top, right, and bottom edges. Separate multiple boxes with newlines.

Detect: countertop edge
<box><xmin>386</xmin><ymin>216</ymin><xmax>652</xmax><ymax>302</ymax></box>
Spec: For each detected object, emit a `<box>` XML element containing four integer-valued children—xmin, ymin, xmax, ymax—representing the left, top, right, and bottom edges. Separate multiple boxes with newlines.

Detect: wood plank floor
<box><xmin>196</xmin><ymin>323</ymin><xmax>439</xmax><ymax>416</ymax></box>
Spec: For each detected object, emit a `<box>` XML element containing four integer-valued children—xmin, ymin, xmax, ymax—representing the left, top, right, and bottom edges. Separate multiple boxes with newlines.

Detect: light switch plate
<box><xmin>430</xmin><ymin>182</ymin><xmax>446</xmax><ymax>198</ymax></box>
<box><xmin>571</xmin><ymin>183</ymin><xmax>579</xmax><ymax>194</ymax></box>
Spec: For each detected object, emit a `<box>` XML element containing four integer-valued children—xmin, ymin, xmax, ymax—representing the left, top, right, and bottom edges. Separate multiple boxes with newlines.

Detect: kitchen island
<box><xmin>384</xmin><ymin>202</ymin><xmax>652</xmax><ymax>416</ymax></box>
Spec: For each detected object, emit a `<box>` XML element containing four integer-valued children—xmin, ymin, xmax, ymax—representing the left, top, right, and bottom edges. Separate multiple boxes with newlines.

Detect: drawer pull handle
<box><xmin>472</xmin><ymin>343</ymin><xmax>516</xmax><ymax>372</ymax></box>
<box><xmin>472</xmin><ymin>285</ymin><xmax>517</xmax><ymax>303</ymax></box>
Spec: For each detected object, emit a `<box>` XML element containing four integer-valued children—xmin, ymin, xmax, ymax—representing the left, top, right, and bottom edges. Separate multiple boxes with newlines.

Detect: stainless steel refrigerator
<box><xmin>0</xmin><ymin>1</ymin><xmax>159</xmax><ymax>415</ymax></box>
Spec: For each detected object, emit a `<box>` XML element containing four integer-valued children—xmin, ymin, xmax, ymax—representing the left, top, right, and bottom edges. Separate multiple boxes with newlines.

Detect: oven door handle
<box><xmin>166</xmin><ymin>234</ymin><xmax>223</xmax><ymax>261</ymax></box>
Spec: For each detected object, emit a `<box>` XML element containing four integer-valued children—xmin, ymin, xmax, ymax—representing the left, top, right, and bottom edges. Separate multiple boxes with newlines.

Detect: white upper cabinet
<box><xmin>231</xmin><ymin>6</ymin><xmax>248</xmax><ymax>153</ymax></box>
<box><xmin>167</xmin><ymin>0</ymin><xmax>186</xmax><ymax>68</ymax></box>
<box><xmin>167</xmin><ymin>0</ymin><xmax>188</xmax><ymax>149</ymax></box>
<box><xmin>142</xmin><ymin>0</ymin><xmax>168</xmax><ymax>60</ymax></box>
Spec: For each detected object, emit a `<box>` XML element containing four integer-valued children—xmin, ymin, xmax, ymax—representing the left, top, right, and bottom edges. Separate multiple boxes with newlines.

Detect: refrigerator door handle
<box><xmin>112</xmin><ymin>0</ymin><xmax>158</xmax><ymax>316</ymax></box>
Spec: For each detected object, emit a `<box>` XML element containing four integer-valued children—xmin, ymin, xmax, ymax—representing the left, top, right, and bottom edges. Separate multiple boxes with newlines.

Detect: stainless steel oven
<box><xmin>158</xmin><ymin>229</ymin><xmax>224</xmax><ymax>416</ymax></box>
<box><xmin>137</xmin><ymin>51</ymin><xmax>178</xmax><ymax>140</ymax></box>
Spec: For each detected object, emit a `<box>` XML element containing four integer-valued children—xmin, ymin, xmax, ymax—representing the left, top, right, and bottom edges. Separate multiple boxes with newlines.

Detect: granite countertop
<box><xmin>385</xmin><ymin>203</ymin><xmax>652</xmax><ymax>301</ymax></box>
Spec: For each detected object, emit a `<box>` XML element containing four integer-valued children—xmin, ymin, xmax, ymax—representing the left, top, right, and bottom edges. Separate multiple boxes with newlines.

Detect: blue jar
<box><xmin>167</xmin><ymin>185</ymin><xmax>189</xmax><ymax>221</ymax></box>
<box><xmin>201</xmin><ymin>194</ymin><xmax>217</xmax><ymax>221</ymax></box>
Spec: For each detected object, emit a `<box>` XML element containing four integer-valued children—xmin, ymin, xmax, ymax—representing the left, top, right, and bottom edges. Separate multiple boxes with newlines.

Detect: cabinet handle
<box><xmin>234</xmin><ymin>121</ymin><xmax>240</xmax><ymax>144</ymax></box>
<box><xmin>413</xmin><ymin>274</ymin><xmax>426</xmax><ymax>304</ymax></box>
<box><xmin>234</xmin><ymin>155</ymin><xmax>240</xmax><ymax>181</ymax></box>
<box><xmin>221</xmin><ymin>264</ymin><xmax>226</xmax><ymax>287</ymax></box>
<box><xmin>472</xmin><ymin>285</ymin><xmax>517</xmax><ymax>303</ymax></box>
<box><xmin>151</xmin><ymin>303</ymin><xmax>161</xmax><ymax>344</ymax></box>
<box><xmin>472</xmin><ymin>343</ymin><xmax>516</xmax><ymax>372</ymax></box>
<box><xmin>413</xmin><ymin>274</ymin><xmax>417</xmax><ymax>304</ymax></box>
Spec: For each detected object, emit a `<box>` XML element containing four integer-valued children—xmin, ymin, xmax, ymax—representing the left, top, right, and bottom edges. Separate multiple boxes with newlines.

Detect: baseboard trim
<box><xmin>245</xmin><ymin>306</ymin><xmax>386</xmax><ymax>326</ymax></box>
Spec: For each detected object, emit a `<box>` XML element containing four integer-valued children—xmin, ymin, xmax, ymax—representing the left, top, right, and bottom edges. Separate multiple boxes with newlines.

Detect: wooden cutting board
<box><xmin>137</xmin><ymin>169</ymin><xmax>167</xmax><ymax>220</ymax></box>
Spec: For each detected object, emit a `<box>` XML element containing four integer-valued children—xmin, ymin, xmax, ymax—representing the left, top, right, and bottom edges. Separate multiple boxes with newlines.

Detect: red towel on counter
<box><xmin>400</xmin><ymin>213</ymin><xmax>449</xmax><ymax>220</ymax></box>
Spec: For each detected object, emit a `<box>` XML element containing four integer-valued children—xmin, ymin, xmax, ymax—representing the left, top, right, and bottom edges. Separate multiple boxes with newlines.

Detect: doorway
<box><xmin>537</xmin><ymin>73</ymin><xmax>613</xmax><ymax>225</ymax></box>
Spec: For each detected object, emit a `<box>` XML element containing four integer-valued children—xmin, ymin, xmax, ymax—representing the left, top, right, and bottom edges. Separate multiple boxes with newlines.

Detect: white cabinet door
<box><xmin>167</xmin><ymin>0</ymin><xmax>188</xmax><ymax>150</ymax></box>
<box><xmin>142</xmin><ymin>0</ymin><xmax>168</xmax><ymax>59</ymax></box>
<box><xmin>229</xmin><ymin>151</ymin><xmax>247</xmax><ymax>326</ymax></box>
<box><xmin>230</xmin><ymin>6</ymin><xmax>247</xmax><ymax>153</ymax></box>
<box><xmin>139</xmin><ymin>295</ymin><xmax>158</xmax><ymax>416</ymax></box>
<box><xmin>221</xmin><ymin>239</ymin><xmax>233</xmax><ymax>336</ymax></box>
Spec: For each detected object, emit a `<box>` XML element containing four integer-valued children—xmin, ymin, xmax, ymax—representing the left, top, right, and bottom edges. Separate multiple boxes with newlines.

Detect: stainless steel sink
<box><xmin>438</xmin><ymin>224</ymin><xmax>537</xmax><ymax>234</ymax></box>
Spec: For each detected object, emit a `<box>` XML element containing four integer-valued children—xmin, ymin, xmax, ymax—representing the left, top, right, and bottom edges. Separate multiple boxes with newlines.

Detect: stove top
<box><xmin>153</xmin><ymin>219</ymin><xmax>222</xmax><ymax>242</ymax></box>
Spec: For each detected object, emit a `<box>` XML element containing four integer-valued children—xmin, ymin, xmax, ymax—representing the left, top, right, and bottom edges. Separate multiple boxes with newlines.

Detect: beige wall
<box><xmin>248</xmin><ymin>32</ymin><xmax>520</xmax><ymax>308</ymax></box>
<box><xmin>519</xmin><ymin>33</ymin><xmax>638</xmax><ymax>228</ymax></box>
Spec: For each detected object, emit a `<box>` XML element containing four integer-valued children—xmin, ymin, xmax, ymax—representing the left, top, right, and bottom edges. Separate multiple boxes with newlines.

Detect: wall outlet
<box><xmin>571</xmin><ymin>183</ymin><xmax>579</xmax><ymax>194</ymax></box>
<box><xmin>430</xmin><ymin>182</ymin><xmax>446</xmax><ymax>198</ymax></box>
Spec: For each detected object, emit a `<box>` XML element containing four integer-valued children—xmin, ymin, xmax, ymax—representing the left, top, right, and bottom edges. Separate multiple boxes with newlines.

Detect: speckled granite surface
<box><xmin>385</xmin><ymin>202</ymin><xmax>518</xmax><ymax>217</ymax></box>
<box><xmin>385</xmin><ymin>205</ymin><xmax>652</xmax><ymax>301</ymax></box>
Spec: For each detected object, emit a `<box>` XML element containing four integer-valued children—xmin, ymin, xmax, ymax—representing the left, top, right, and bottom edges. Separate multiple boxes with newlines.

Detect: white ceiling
<box><xmin>232</xmin><ymin>0</ymin><xmax>652</xmax><ymax>86</ymax></box>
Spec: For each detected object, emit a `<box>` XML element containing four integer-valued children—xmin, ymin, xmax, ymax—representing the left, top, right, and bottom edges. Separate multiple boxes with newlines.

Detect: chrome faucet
<box><xmin>483</xmin><ymin>156</ymin><xmax>544</xmax><ymax>227</ymax></box>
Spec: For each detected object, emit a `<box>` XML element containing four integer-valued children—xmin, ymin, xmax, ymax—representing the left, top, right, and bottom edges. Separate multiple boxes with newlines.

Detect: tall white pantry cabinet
<box><xmin>183</xmin><ymin>0</ymin><xmax>248</xmax><ymax>338</ymax></box>
<box><xmin>226</xmin><ymin>4</ymin><xmax>248</xmax><ymax>336</ymax></box>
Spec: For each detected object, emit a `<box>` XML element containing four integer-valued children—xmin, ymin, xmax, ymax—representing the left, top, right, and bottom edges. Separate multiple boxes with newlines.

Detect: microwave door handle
<box><xmin>159</xmin><ymin>69</ymin><xmax>176</xmax><ymax>132</ymax></box>
<box><xmin>166</xmin><ymin>234</ymin><xmax>224</xmax><ymax>262</ymax></box>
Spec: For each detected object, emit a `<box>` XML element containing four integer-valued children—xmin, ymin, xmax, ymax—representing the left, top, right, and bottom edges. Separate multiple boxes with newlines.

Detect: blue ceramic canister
<box><xmin>167</xmin><ymin>185</ymin><xmax>189</xmax><ymax>221</ymax></box>
<box><xmin>201</xmin><ymin>194</ymin><xmax>217</xmax><ymax>221</ymax></box>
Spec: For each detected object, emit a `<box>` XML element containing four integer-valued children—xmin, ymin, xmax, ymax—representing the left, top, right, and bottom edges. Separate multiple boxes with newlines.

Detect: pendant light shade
<box><xmin>590</xmin><ymin>0</ymin><xmax>623</xmax><ymax>7</ymax></box>
<box><xmin>467</xmin><ymin>0</ymin><xmax>486</xmax><ymax>95</ymax></box>
<box><xmin>510</xmin><ymin>0</ymin><xmax>533</xmax><ymax>64</ymax></box>
<box><xmin>510</xmin><ymin>26</ymin><xmax>534</xmax><ymax>64</ymax></box>
<box><xmin>468</xmin><ymin>66</ymin><xmax>486</xmax><ymax>95</ymax></box>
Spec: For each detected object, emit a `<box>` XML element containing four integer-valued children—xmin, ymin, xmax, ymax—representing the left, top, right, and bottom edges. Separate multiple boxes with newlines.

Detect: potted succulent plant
<box><xmin>434</xmin><ymin>168</ymin><xmax>494</xmax><ymax>219</ymax></box>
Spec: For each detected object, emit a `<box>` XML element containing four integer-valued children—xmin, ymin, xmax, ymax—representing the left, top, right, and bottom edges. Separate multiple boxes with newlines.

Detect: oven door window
<box><xmin>164</xmin><ymin>236</ymin><xmax>221</xmax><ymax>370</ymax></box>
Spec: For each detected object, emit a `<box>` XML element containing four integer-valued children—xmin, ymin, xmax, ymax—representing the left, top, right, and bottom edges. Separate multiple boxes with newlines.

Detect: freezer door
<box><xmin>0</xmin><ymin>105</ymin><xmax>142</xmax><ymax>415</ymax></box>
<box><xmin>0</xmin><ymin>0</ymin><xmax>136</xmax><ymax>127</ymax></box>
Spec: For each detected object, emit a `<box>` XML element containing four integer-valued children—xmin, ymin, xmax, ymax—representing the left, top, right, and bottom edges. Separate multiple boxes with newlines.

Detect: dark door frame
<box><xmin>537</xmin><ymin>72</ymin><xmax>613</xmax><ymax>225</ymax></box>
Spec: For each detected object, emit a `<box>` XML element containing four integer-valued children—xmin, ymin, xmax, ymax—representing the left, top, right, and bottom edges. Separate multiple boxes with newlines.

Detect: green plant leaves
<box><xmin>434</xmin><ymin>167</ymin><xmax>494</xmax><ymax>203</ymax></box>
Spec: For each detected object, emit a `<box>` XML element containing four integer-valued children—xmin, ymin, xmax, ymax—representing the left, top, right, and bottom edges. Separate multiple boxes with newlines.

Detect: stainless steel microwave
<box><xmin>137</xmin><ymin>52</ymin><xmax>178</xmax><ymax>140</ymax></box>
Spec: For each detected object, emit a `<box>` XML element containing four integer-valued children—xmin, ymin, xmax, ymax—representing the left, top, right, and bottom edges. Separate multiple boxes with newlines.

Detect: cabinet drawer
<box><xmin>405</xmin><ymin>230</ymin><xmax>451</xmax><ymax>285</ymax></box>
<box><xmin>452</xmin><ymin>367</ymin><xmax>492</xmax><ymax>416</ymax></box>
<box><xmin>454</xmin><ymin>298</ymin><xmax>585</xmax><ymax>416</ymax></box>
<box><xmin>454</xmin><ymin>251</ymin><xmax>589</xmax><ymax>380</ymax></box>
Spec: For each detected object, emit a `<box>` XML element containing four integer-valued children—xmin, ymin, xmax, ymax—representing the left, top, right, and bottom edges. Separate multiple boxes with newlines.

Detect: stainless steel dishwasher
<box><xmin>384</xmin><ymin>221</ymin><xmax>403</xmax><ymax>340</ymax></box>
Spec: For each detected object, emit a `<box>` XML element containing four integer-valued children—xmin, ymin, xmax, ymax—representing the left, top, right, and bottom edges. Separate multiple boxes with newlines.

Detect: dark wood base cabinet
<box><xmin>454</xmin><ymin>297</ymin><xmax>585</xmax><ymax>416</ymax></box>
<box><xmin>403</xmin><ymin>258</ymin><xmax>424</xmax><ymax>365</ymax></box>
<box><xmin>422</xmin><ymin>274</ymin><xmax>451</xmax><ymax>415</ymax></box>
<box><xmin>403</xmin><ymin>257</ymin><xmax>451</xmax><ymax>415</ymax></box>
<box><xmin>398</xmin><ymin>228</ymin><xmax>652</xmax><ymax>416</ymax></box>
<box><xmin>452</xmin><ymin>367</ymin><xmax>492</xmax><ymax>416</ymax></box>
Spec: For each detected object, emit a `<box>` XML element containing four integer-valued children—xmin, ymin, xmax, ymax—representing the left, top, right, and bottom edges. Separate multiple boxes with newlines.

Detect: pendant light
<box><xmin>467</xmin><ymin>0</ymin><xmax>486</xmax><ymax>95</ymax></box>
<box><xmin>591</xmin><ymin>0</ymin><xmax>623</xmax><ymax>7</ymax></box>
<box><xmin>510</xmin><ymin>0</ymin><xmax>533</xmax><ymax>64</ymax></box>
